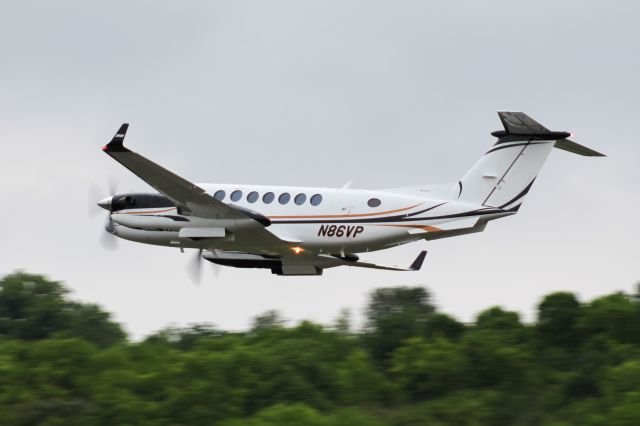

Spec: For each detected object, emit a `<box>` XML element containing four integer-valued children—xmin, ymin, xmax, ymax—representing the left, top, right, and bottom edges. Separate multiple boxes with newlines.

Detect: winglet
<box><xmin>409</xmin><ymin>250</ymin><xmax>427</xmax><ymax>271</ymax></box>
<box><xmin>102</xmin><ymin>123</ymin><xmax>130</xmax><ymax>152</ymax></box>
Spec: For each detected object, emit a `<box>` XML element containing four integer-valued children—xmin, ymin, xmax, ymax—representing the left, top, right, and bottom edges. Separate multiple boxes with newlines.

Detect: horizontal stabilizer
<box><xmin>498</xmin><ymin>111</ymin><xmax>550</xmax><ymax>135</ymax></box>
<box><xmin>554</xmin><ymin>138</ymin><xmax>606</xmax><ymax>157</ymax></box>
<box><xmin>492</xmin><ymin>111</ymin><xmax>570</xmax><ymax>140</ymax></box>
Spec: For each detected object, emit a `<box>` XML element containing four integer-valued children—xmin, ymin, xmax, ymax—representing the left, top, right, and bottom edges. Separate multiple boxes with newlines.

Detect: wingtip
<box><xmin>102</xmin><ymin>123</ymin><xmax>130</xmax><ymax>153</ymax></box>
<box><xmin>409</xmin><ymin>250</ymin><xmax>427</xmax><ymax>271</ymax></box>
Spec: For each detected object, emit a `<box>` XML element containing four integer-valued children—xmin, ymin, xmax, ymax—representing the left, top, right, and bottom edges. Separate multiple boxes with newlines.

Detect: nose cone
<box><xmin>98</xmin><ymin>196</ymin><xmax>113</xmax><ymax>211</ymax></box>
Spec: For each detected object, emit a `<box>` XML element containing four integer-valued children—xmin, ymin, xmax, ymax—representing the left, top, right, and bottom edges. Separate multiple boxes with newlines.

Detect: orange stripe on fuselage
<box><xmin>376</xmin><ymin>224</ymin><xmax>443</xmax><ymax>232</ymax></box>
<box><xmin>112</xmin><ymin>203</ymin><xmax>427</xmax><ymax>221</ymax></box>
<box><xmin>268</xmin><ymin>203</ymin><xmax>423</xmax><ymax>220</ymax></box>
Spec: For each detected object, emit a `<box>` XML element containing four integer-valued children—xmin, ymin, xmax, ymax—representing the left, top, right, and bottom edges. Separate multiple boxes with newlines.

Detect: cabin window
<box><xmin>230</xmin><ymin>190</ymin><xmax>243</xmax><ymax>202</ymax></box>
<box><xmin>247</xmin><ymin>191</ymin><xmax>259</xmax><ymax>203</ymax></box>
<box><xmin>263</xmin><ymin>192</ymin><xmax>275</xmax><ymax>204</ymax></box>
<box><xmin>278</xmin><ymin>193</ymin><xmax>291</xmax><ymax>205</ymax></box>
<box><xmin>367</xmin><ymin>198</ymin><xmax>381</xmax><ymax>208</ymax></box>
<box><xmin>214</xmin><ymin>190</ymin><xmax>226</xmax><ymax>201</ymax></box>
<box><xmin>294</xmin><ymin>193</ymin><xmax>307</xmax><ymax>205</ymax></box>
<box><xmin>310</xmin><ymin>194</ymin><xmax>323</xmax><ymax>206</ymax></box>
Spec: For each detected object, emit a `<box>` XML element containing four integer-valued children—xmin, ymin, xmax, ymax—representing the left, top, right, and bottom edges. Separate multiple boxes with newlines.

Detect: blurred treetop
<box><xmin>1</xmin><ymin>271</ymin><xmax>639</xmax><ymax>426</ymax></box>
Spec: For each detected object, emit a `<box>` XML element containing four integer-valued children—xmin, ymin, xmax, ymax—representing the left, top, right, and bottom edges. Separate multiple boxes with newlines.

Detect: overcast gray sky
<box><xmin>1</xmin><ymin>0</ymin><xmax>638</xmax><ymax>339</ymax></box>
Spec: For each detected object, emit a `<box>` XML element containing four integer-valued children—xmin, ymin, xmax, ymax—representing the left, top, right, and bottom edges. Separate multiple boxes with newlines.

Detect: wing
<box><xmin>102</xmin><ymin>124</ymin><xmax>289</xmax><ymax>253</ymax></box>
<box><xmin>203</xmin><ymin>250</ymin><xmax>427</xmax><ymax>275</ymax></box>
<box><xmin>313</xmin><ymin>251</ymin><xmax>427</xmax><ymax>272</ymax></box>
<box><xmin>102</xmin><ymin>124</ymin><xmax>245</xmax><ymax>220</ymax></box>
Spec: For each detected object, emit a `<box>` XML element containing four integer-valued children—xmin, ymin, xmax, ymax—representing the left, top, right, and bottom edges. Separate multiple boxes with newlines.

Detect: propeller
<box><xmin>88</xmin><ymin>178</ymin><xmax>118</xmax><ymax>217</ymax></box>
<box><xmin>90</xmin><ymin>178</ymin><xmax>119</xmax><ymax>250</ymax></box>
<box><xmin>187</xmin><ymin>249</ymin><xmax>204</xmax><ymax>285</ymax></box>
<box><xmin>100</xmin><ymin>216</ymin><xmax>118</xmax><ymax>250</ymax></box>
<box><xmin>186</xmin><ymin>249</ymin><xmax>221</xmax><ymax>285</ymax></box>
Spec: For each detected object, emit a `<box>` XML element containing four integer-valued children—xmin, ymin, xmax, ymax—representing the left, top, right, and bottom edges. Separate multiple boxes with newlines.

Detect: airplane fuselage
<box><xmin>109</xmin><ymin>184</ymin><xmax>512</xmax><ymax>255</ymax></box>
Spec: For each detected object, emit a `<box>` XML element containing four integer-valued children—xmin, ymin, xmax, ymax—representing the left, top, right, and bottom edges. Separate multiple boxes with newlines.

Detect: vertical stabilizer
<box><xmin>458</xmin><ymin>112</ymin><xmax>602</xmax><ymax>211</ymax></box>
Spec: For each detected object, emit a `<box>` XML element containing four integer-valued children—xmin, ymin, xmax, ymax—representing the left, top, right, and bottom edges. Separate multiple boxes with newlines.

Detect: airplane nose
<box><xmin>98</xmin><ymin>196</ymin><xmax>113</xmax><ymax>211</ymax></box>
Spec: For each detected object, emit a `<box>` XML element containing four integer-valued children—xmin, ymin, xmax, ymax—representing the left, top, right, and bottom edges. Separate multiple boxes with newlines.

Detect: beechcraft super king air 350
<box><xmin>98</xmin><ymin>112</ymin><xmax>604</xmax><ymax>276</ymax></box>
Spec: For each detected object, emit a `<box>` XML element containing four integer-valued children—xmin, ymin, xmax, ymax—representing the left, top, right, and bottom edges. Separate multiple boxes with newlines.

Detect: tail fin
<box><xmin>457</xmin><ymin>112</ymin><xmax>604</xmax><ymax>210</ymax></box>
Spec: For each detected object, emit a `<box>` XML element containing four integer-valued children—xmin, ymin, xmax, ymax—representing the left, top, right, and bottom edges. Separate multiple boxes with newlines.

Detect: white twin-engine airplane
<box><xmin>98</xmin><ymin>112</ymin><xmax>603</xmax><ymax>276</ymax></box>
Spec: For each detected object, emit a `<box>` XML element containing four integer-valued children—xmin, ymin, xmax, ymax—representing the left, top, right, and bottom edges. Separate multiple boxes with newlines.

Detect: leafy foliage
<box><xmin>0</xmin><ymin>272</ymin><xmax>125</xmax><ymax>346</ymax></box>
<box><xmin>1</xmin><ymin>272</ymin><xmax>640</xmax><ymax>425</ymax></box>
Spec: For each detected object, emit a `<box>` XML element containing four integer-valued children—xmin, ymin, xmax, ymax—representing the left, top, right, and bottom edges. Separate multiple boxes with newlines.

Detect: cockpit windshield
<box><xmin>111</xmin><ymin>193</ymin><xmax>175</xmax><ymax>212</ymax></box>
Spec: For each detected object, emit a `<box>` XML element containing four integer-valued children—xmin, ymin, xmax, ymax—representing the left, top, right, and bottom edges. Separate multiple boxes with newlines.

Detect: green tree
<box><xmin>252</xmin><ymin>310</ymin><xmax>287</xmax><ymax>332</ymax></box>
<box><xmin>536</xmin><ymin>292</ymin><xmax>582</xmax><ymax>348</ymax></box>
<box><xmin>0</xmin><ymin>272</ymin><xmax>125</xmax><ymax>347</ymax></box>
<box><xmin>424</xmin><ymin>312</ymin><xmax>466</xmax><ymax>341</ymax></box>
<box><xmin>365</xmin><ymin>287</ymin><xmax>434</xmax><ymax>362</ymax></box>
<box><xmin>220</xmin><ymin>404</ymin><xmax>384</xmax><ymax>426</ymax></box>
<box><xmin>0</xmin><ymin>272</ymin><xmax>69</xmax><ymax>340</ymax></box>
<box><xmin>334</xmin><ymin>349</ymin><xmax>392</xmax><ymax>405</ymax></box>
<box><xmin>1</xmin><ymin>338</ymin><xmax>100</xmax><ymax>426</ymax></box>
<box><xmin>578</xmin><ymin>293</ymin><xmax>640</xmax><ymax>345</ymax></box>
<box><xmin>333</xmin><ymin>308</ymin><xmax>352</xmax><ymax>335</ymax></box>
<box><xmin>476</xmin><ymin>307</ymin><xmax>522</xmax><ymax>333</ymax></box>
<box><xmin>598</xmin><ymin>362</ymin><xmax>640</xmax><ymax>425</ymax></box>
<box><xmin>391</xmin><ymin>337</ymin><xmax>467</xmax><ymax>399</ymax></box>
<box><xmin>3</xmin><ymin>270</ymin><xmax>640</xmax><ymax>426</ymax></box>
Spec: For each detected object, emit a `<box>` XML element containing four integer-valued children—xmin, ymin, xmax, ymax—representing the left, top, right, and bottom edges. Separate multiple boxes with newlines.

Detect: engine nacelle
<box><xmin>111</xmin><ymin>213</ymin><xmax>188</xmax><ymax>231</ymax></box>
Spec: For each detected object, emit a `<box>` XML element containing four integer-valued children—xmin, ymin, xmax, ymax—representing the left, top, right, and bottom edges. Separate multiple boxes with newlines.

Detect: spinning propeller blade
<box><xmin>186</xmin><ymin>249</ymin><xmax>204</xmax><ymax>285</ymax></box>
<box><xmin>90</xmin><ymin>178</ymin><xmax>119</xmax><ymax>249</ymax></box>
<box><xmin>186</xmin><ymin>249</ymin><xmax>221</xmax><ymax>285</ymax></box>
<box><xmin>100</xmin><ymin>217</ymin><xmax>118</xmax><ymax>250</ymax></box>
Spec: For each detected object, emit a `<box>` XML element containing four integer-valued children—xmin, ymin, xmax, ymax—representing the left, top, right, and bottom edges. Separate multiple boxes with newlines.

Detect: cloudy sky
<box><xmin>1</xmin><ymin>0</ymin><xmax>638</xmax><ymax>338</ymax></box>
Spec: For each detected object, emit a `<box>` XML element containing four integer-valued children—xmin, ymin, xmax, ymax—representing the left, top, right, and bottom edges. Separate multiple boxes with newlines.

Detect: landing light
<box><xmin>291</xmin><ymin>246</ymin><xmax>304</xmax><ymax>254</ymax></box>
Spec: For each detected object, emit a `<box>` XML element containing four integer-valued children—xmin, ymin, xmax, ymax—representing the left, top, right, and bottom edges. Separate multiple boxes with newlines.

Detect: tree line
<box><xmin>1</xmin><ymin>271</ymin><xmax>639</xmax><ymax>425</ymax></box>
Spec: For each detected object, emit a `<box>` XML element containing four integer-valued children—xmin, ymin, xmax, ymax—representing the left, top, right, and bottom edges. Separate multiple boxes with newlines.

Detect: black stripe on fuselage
<box><xmin>404</xmin><ymin>201</ymin><xmax>448</xmax><ymax>217</ymax></box>
<box><xmin>485</xmin><ymin>140</ymin><xmax>549</xmax><ymax>155</ymax></box>
<box><xmin>494</xmin><ymin>178</ymin><xmax>536</xmax><ymax>209</ymax></box>
<box><xmin>269</xmin><ymin>202</ymin><xmax>449</xmax><ymax>225</ymax></box>
<box><xmin>491</xmin><ymin>131</ymin><xmax>570</xmax><ymax>145</ymax></box>
<box><xmin>134</xmin><ymin>214</ymin><xmax>190</xmax><ymax>222</ymax></box>
<box><xmin>270</xmin><ymin>206</ymin><xmax>505</xmax><ymax>225</ymax></box>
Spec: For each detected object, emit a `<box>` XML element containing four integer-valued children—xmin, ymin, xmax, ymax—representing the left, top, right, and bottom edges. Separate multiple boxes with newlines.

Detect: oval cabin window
<box><xmin>247</xmin><ymin>191</ymin><xmax>259</xmax><ymax>203</ymax></box>
<box><xmin>367</xmin><ymin>198</ymin><xmax>381</xmax><ymax>208</ymax></box>
<box><xmin>263</xmin><ymin>192</ymin><xmax>275</xmax><ymax>204</ymax></box>
<box><xmin>310</xmin><ymin>194</ymin><xmax>323</xmax><ymax>206</ymax></box>
<box><xmin>294</xmin><ymin>193</ymin><xmax>307</xmax><ymax>205</ymax></box>
<box><xmin>278</xmin><ymin>193</ymin><xmax>291</xmax><ymax>204</ymax></box>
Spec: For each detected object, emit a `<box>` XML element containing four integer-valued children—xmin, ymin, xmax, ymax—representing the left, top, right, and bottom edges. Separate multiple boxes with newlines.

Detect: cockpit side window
<box><xmin>111</xmin><ymin>193</ymin><xmax>174</xmax><ymax>212</ymax></box>
<box><xmin>111</xmin><ymin>195</ymin><xmax>136</xmax><ymax>211</ymax></box>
